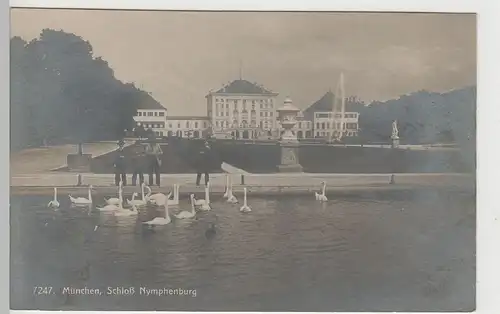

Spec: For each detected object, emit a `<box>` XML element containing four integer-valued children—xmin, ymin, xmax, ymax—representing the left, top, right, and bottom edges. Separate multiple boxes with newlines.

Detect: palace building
<box><xmin>206</xmin><ymin>79</ymin><xmax>279</xmax><ymax>139</ymax></box>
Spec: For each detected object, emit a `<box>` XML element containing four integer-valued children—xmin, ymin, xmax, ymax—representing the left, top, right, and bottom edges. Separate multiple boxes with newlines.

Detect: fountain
<box><xmin>276</xmin><ymin>97</ymin><xmax>303</xmax><ymax>172</ymax></box>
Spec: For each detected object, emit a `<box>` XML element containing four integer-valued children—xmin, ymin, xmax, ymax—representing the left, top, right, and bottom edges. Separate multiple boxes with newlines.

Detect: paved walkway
<box><xmin>10</xmin><ymin>141</ymin><xmax>134</xmax><ymax>174</ymax></box>
<box><xmin>10</xmin><ymin>172</ymin><xmax>474</xmax><ymax>196</ymax></box>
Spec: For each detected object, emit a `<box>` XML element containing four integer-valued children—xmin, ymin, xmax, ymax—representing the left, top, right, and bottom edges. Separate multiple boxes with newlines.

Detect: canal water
<box><xmin>10</xmin><ymin>190</ymin><xmax>475</xmax><ymax>312</ymax></box>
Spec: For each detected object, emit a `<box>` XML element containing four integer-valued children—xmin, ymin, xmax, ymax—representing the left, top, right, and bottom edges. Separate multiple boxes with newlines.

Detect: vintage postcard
<box><xmin>9</xmin><ymin>8</ymin><xmax>476</xmax><ymax>312</ymax></box>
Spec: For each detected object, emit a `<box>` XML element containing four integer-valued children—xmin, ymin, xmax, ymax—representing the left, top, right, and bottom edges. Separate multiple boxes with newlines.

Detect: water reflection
<box><xmin>10</xmin><ymin>191</ymin><xmax>475</xmax><ymax>312</ymax></box>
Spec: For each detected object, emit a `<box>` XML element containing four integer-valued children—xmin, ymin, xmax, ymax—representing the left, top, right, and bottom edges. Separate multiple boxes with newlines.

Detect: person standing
<box><xmin>194</xmin><ymin>140</ymin><xmax>212</xmax><ymax>186</ymax></box>
<box><xmin>131</xmin><ymin>143</ymin><xmax>146</xmax><ymax>186</ymax></box>
<box><xmin>113</xmin><ymin>139</ymin><xmax>127</xmax><ymax>186</ymax></box>
<box><xmin>145</xmin><ymin>138</ymin><xmax>163</xmax><ymax>186</ymax></box>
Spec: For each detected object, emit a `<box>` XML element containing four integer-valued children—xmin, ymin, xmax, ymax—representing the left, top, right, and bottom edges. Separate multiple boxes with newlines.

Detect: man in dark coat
<box><xmin>194</xmin><ymin>140</ymin><xmax>213</xmax><ymax>186</ymax></box>
<box><xmin>113</xmin><ymin>139</ymin><xmax>127</xmax><ymax>186</ymax></box>
<box><xmin>131</xmin><ymin>143</ymin><xmax>146</xmax><ymax>186</ymax></box>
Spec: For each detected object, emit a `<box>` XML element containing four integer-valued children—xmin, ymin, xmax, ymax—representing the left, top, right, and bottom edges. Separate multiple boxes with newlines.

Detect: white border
<box><xmin>7</xmin><ymin>1</ymin><xmax>498</xmax><ymax>314</ymax></box>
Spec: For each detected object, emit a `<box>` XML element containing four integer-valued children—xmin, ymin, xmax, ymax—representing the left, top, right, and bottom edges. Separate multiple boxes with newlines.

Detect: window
<box><xmin>270</xmin><ymin>112</ymin><xmax>273</xmax><ymax>117</ymax></box>
<box><xmin>159</xmin><ymin>112</ymin><xmax>165</xmax><ymax>116</ymax></box>
<box><xmin>216</xmin><ymin>121</ymin><xmax>219</xmax><ymax>127</ymax></box>
<box><xmin>327</xmin><ymin>123</ymin><xmax>330</xmax><ymax>129</ymax></box>
<box><xmin>316</xmin><ymin>123</ymin><xmax>320</xmax><ymax>129</ymax></box>
<box><xmin>203</xmin><ymin>122</ymin><xmax>207</xmax><ymax>128</ymax></box>
<box><xmin>195</xmin><ymin>122</ymin><xmax>199</xmax><ymax>128</ymax></box>
<box><xmin>317</xmin><ymin>113</ymin><xmax>329</xmax><ymax>118</ymax></box>
<box><xmin>137</xmin><ymin>112</ymin><xmax>141</xmax><ymax>116</ymax></box>
<box><xmin>168</xmin><ymin>123</ymin><xmax>172</xmax><ymax>129</ymax></box>
<box><xmin>260</xmin><ymin>112</ymin><xmax>263</xmax><ymax>117</ymax></box>
<box><xmin>186</xmin><ymin>121</ymin><xmax>189</xmax><ymax>128</ymax></box>
<box><xmin>177</xmin><ymin>123</ymin><xmax>181</xmax><ymax>128</ymax></box>
<box><xmin>322</xmin><ymin>122</ymin><xmax>327</xmax><ymax>129</ymax></box>
<box><xmin>154</xmin><ymin>112</ymin><xmax>158</xmax><ymax>116</ymax></box>
<box><xmin>147</xmin><ymin>112</ymin><xmax>153</xmax><ymax>116</ymax></box>
<box><xmin>226</xmin><ymin>103</ymin><xmax>229</xmax><ymax>109</ymax></box>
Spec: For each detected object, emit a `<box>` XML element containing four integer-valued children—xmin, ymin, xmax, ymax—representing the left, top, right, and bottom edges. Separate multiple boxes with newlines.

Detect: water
<box><xmin>10</xmin><ymin>190</ymin><xmax>475</xmax><ymax>311</ymax></box>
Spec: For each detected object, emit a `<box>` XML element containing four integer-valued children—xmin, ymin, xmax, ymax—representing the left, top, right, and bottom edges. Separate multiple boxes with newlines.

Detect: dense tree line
<box><xmin>10</xmin><ymin>29</ymin><xmax>162</xmax><ymax>151</ymax></box>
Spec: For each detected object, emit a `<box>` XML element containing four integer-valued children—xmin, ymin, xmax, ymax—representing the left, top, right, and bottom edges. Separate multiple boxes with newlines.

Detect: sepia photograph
<box><xmin>9</xmin><ymin>7</ymin><xmax>476</xmax><ymax>312</ymax></box>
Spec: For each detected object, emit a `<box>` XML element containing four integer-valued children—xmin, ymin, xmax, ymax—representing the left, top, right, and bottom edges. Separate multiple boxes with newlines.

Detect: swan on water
<box><xmin>48</xmin><ymin>187</ymin><xmax>60</xmax><ymax>208</ymax></box>
<box><xmin>149</xmin><ymin>184</ymin><xmax>179</xmax><ymax>206</ymax></box>
<box><xmin>127</xmin><ymin>183</ymin><xmax>150</xmax><ymax>207</ymax></box>
<box><xmin>315</xmin><ymin>181</ymin><xmax>328</xmax><ymax>202</ymax></box>
<box><xmin>97</xmin><ymin>187</ymin><xmax>123</xmax><ymax>212</ymax></box>
<box><xmin>227</xmin><ymin>179</ymin><xmax>238</xmax><ymax>204</ymax></box>
<box><xmin>239</xmin><ymin>187</ymin><xmax>252</xmax><ymax>213</ymax></box>
<box><xmin>223</xmin><ymin>174</ymin><xmax>230</xmax><ymax>199</ymax></box>
<box><xmin>104</xmin><ymin>181</ymin><xmax>123</xmax><ymax>205</ymax></box>
<box><xmin>194</xmin><ymin>183</ymin><xmax>211</xmax><ymax>211</ymax></box>
<box><xmin>174</xmin><ymin>194</ymin><xmax>196</xmax><ymax>219</ymax></box>
<box><xmin>114</xmin><ymin>203</ymin><xmax>139</xmax><ymax>217</ymax></box>
<box><xmin>69</xmin><ymin>185</ymin><xmax>94</xmax><ymax>206</ymax></box>
<box><xmin>143</xmin><ymin>197</ymin><xmax>171</xmax><ymax>226</ymax></box>
<box><xmin>198</xmin><ymin>184</ymin><xmax>212</xmax><ymax>211</ymax></box>
<box><xmin>167</xmin><ymin>184</ymin><xmax>180</xmax><ymax>206</ymax></box>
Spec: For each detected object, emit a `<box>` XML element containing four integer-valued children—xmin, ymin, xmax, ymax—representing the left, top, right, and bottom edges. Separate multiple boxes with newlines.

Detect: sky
<box><xmin>11</xmin><ymin>9</ymin><xmax>476</xmax><ymax>115</ymax></box>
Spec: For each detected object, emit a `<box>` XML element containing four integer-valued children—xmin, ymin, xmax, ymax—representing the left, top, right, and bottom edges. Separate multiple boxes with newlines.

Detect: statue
<box><xmin>391</xmin><ymin>120</ymin><xmax>399</xmax><ymax>139</ymax></box>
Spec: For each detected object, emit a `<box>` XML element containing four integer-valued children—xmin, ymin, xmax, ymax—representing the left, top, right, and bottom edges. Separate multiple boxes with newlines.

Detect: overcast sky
<box><xmin>11</xmin><ymin>9</ymin><xmax>476</xmax><ymax>115</ymax></box>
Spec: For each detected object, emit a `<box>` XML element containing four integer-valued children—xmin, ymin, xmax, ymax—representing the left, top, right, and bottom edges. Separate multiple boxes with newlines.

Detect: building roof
<box><xmin>136</xmin><ymin>96</ymin><xmax>166</xmax><ymax>110</ymax></box>
<box><xmin>303</xmin><ymin>91</ymin><xmax>334</xmax><ymax>121</ymax></box>
<box><xmin>302</xmin><ymin>91</ymin><xmax>364</xmax><ymax>121</ymax></box>
<box><xmin>208</xmin><ymin>79</ymin><xmax>278</xmax><ymax>96</ymax></box>
<box><xmin>166</xmin><ymin>116</ymin><xmax>210</xmax><ymax>121</ymax></box>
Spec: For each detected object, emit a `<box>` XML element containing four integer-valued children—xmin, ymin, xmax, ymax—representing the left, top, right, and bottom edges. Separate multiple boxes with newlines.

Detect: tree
<box><xmin>10</xmin><ymin>29</ymin><xmax>163</xmax><ymax>151</ymax></box>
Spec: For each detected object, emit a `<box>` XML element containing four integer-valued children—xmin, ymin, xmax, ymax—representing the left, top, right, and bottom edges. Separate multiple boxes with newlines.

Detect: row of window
<box><xmin>315</xmin><ymin>122</ymin><xmax>358</xmax><ymax>130</ymax></box>
<box><xmin>214</xmin><ymin>120</ymin><xmax>272</xmax><ymax>128</ymax></box>
<box><xmin>214</xmin><ymin>110</ymin><xmax>274</xmax><ymax>118</ymax></box>
<box><xmin>296</xmin><ymin>122</ymin><xmax>312</xmax><ymax>129</ymax></box>
<box><xmin>138</xmin><ymin>123</ymin><xmax>165</xmax><ymax>129</ymax></box>
<box><xmin>315</xmin><ymin>131</ymin><xmax>358</xmax><ymax>137</ymax></box>
<box><xmin>137</xmin><ymin>111</ymin><xmax>165</xmax><ymax>117</ymax></box>
<box><xmin>315</xmin><ymin>113</ymin><xmax>358</xmax><ymax>119</ymax></box>
<box><xmin>166</xmin><ymin>121</ymin><xmax>208</xmax><ymax>129</ymax></box>
<box><xmin>215</xmin><ymin>98</ymin><xmax>273</xmax><ymax>105</ymax></box>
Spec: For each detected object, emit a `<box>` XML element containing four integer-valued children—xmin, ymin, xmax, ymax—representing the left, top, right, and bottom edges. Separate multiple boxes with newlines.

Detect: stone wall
<box><xmin>214</xmin><ymin>141</ymin><xmax>473</xmax><ymax>173</ymax></box>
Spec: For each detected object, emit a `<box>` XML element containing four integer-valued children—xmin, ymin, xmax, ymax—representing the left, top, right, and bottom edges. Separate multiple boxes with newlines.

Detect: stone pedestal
<box><xmin>67</xmin><ymin>154</ymin><xmax>92</xmax><ymax>172</ymax></box>
<box><xmin>391</xmin><ymin>137</ymin><xmax>400</xmax><ymax>149</ymax></box>
<box><xmin>277</xmin><ymin>142</ymin><xmax>303</xmax><ymax>172</ymax></box>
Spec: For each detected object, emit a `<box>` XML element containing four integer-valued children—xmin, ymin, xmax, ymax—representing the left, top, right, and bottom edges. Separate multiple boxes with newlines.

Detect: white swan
<box><xmin>174</xmin><ymin>194</ymin><xmax>196</xmax><ymax>219</ymax></box>
<box><xmin>223</xmin><ymin>174</ymin><xmax>230</xmax><ymax>199</ymax></box>
<box><xmin>227</xmin><ymin>180</ymin><xmax>238</xmax><ymax>204</ymax></box>
<box><xmin>48</xmin><ymin>187</ymin><xmax>60</xmax><ymax>208</ymax></box>
<box><xmin>149</xmin><ymin>184</ymin><xmax>179</xmax><ymax>206</ymax></box>
<box><xmin>69</xmin><ymin>185</ymin><xmax>93</xmax><ymax>206</ymax></box>
<box><xmin>104</xmin><ymin>181</ymin><xmax>123</xmax><ymax>205</ymax></box>
<box><xmin>114</xmin><ymin>203</ymin><xmax>139</xmax><ymax>217</ymax></box>
<box><xmin>315</xmin><ymin>181</ymin><xmax>328</xmax><ymax>202</ymax></box>
<box><xmin>197</xmin><ymin>184</ymin><xmax>211</xmax><ymax>211</ymax></box>
<box><xmin>239</xmin><ymin>187</ymin><xmax>252</xmax><ymax>213</ymax></box>
<box><xmin>97</xmin><ymin>187</ymin><xmax>123</xmax><ymax>212</ymax></box>
<box><xmin>167</xmin><ymin>184</ymin><xmax>180</xmax><ymax>206</ymax></box>
<box><xmin>143</xmin><ymin>198</ymin><xmax>171</xmax><ymax>225</ymax></box>
<box><xmin>127</xmin><ymin>183</ymin><xmax>150</xmax><ymax>207</ymax></box>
